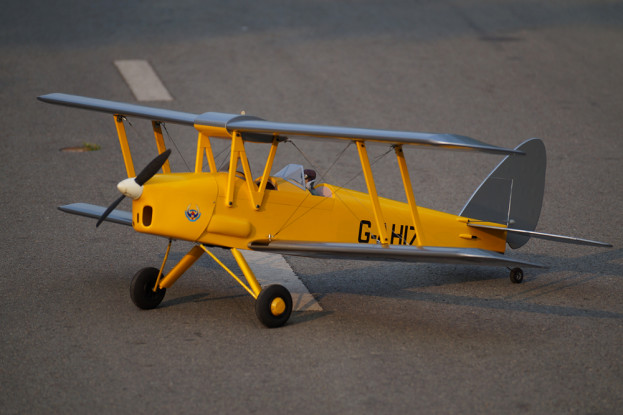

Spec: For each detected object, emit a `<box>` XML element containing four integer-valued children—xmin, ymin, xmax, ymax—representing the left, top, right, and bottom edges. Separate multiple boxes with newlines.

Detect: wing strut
<box><xmin>195</xmin><ymin>131</ymin><xmax>217</xmax><ymax>173</ymax></box>
<box><xmin>356</xmin><ymin>141</ymin><xmax>389</xmax><ymax>246</ymax></box>
<box><xmin>225</xmin><ymin>131</ymin><xmax>280</xmax><ymax>210</ymax></box>
<box><xmin>152</xmin><ymin>121</ymin><xmax>171</xmax><ymax>174</ymax></box>
<box><xmin>355</xmin><ymin>143</ymin><xmax>427</xmax><ymax>247</ymax></box>
<box><xmin>113</xmin><ymin>115</ymin><xmax>172</xmax><ymax>178</ymax></box>
<box><xmin>394</xmin><ymin>145</ymin><xmax>426</xmax><ymax>246</ymax></box>
<box><xmin>114</xmin><ymin>115</ymin><xmax>136</xmax><ymax>177</ymax></box>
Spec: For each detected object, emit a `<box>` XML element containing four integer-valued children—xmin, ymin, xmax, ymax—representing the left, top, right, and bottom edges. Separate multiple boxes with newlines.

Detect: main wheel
<box><xmin>130</xmin><ymin>267</ymin><xmax>166</xmax><ymax>309</ymax></box>
<box><xmin>255</xmin><ymin>284</ymin><xmax>292</xmax><ymax>328</ymax></box>
<box><xmin>509</xmin><ymin>267</ymin><xmax>524</xmax><ymax>284</ymax></box>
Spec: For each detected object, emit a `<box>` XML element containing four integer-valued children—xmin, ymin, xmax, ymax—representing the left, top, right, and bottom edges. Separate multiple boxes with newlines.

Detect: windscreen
<box><xmin>273</xmin><ymin>164</ymin><xmax>305</xmax><ymax>189</ymax></box>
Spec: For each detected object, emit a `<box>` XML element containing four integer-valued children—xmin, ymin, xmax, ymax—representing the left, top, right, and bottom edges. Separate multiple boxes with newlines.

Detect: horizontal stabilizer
<box><xmin>467</xmin><ymin>223</ymin><xmax>612</xmax><ymax>247</ymax></box>
<box><xmin>58</xmin><ymin>203</ymin><xmax>132</xmax><ymax>226</ymax></box>
<box><xmin>249</xmin><ymin>240</ymin><xmax>544</xmax><ymax>268</ymax></box>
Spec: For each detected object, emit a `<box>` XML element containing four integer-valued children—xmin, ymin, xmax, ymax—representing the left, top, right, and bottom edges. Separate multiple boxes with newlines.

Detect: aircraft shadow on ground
<box><xmin>148</xmin><ymin>246</ymin><xmax>622</xmax><ymax>321</ymax></box>
<box><xmin>158</xmin><ymin>289</ymin><xmax>332</xmax><ymax>326</ymax></box>
<box><xmin>298</xmin><ymin>248</ymin><xmax>623</xmax><ymax>320</ymax></box>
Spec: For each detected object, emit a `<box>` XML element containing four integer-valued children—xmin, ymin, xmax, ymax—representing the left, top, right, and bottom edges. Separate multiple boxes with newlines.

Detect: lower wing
<box><xmin>249</xmin><ymin>240</ymin><xmax>544</xmax><ymax>269</ymax></box>
<box><xmin>58</xmin><ymin>203</ymin><xmax>132</xmax><ymax>226</ymax></box>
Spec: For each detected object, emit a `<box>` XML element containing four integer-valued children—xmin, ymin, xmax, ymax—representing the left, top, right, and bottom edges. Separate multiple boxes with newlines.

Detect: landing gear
<box><xmin>255</xmin><ymin>284</ymin><xmax>293</xmax><ymax>328</ymax></box>
<box><xmin>130</xmin><ymin>267</ymin><xmax>166</xmax><ymax>309</ymax></box>
<box><xmin>128</xmin><ymin>245</ymin><xmax>293</xmax><ymax>327</ymax></box>
<box><xmin>509</xmin><ymin>267</ymin><xmax>524</xmax><ymax>284</ymax></box>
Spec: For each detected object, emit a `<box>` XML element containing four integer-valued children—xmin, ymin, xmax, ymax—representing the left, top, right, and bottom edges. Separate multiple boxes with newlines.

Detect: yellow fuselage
<box><xmin>132</xmin><ymin>172</ymin><xmax>507</xmax><ymax>253</ymax></box>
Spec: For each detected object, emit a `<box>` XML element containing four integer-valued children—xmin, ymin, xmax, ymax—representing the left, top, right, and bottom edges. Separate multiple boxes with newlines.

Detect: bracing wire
<box><xmin>124</xmin><ymin>118</ymin><xmax>191</xmax><ymax>171</ymax></box>
<box><xmin>323</xmin><ymin>141</ymin><xmax>354</xmax><ymax>181</ymax></box>
<box><xmin>287</xmin><ymin>140</ymin><xmax>353</xmax><ymax>185</ymax></box>
<box><xmin>273</xmin><ymin>140</ymin><xmax>395</xmax><ymax>237</ymax></box>
<box><xmin>162</xmin><ymin>123</ymin><xmax>191</xmax><ymax>171</ymax></box>
<box><xmin>215</xmin><ymin>143</ymin><xmax>232</xmax><ymax>171</ymax></box>
<box><xmin>339</xmin><ymin>145</ymin><xmax>394</xmax><ymax>189</ymax></box>
<box><xmin>125</xmin><ymin>118</ymin><xmax>151</xmax><ymax>151</ymax></box>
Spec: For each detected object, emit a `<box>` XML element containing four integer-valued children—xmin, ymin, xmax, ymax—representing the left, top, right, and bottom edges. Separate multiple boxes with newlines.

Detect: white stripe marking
<box><xmin>241</xmin><ymin>251</ymin><xmax>322</xmax><ymax>311</ymax></box>
<box><xmin>114</xmin><ymin>60</ymin><xmax>173</xmax><ymax>101</ymax></box>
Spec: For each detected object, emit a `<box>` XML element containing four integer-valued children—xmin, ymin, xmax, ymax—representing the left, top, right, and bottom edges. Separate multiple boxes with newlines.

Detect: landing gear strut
<box><xmin>128</xmin><ymin>243</ymin><xmax>293</xmax><ymax>328</ymax></box>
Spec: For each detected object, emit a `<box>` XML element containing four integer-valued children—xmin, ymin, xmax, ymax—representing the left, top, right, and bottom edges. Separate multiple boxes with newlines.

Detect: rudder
<box><xmin>460</xmin><ymin>138</ymin><xmax>546</xmax><ymax>249</ymax></box>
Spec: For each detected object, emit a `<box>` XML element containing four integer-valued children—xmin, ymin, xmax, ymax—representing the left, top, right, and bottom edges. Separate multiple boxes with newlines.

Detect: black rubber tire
<box><xmin>509</xmin><ymin>267</ymin><xmax>524</xmax><ymax>284</ymax></box>
<box><xmin>130</xmin><ymin>267</ymin><xmax>166</xmax><ymax>309</ymax></box>
<box><xmin>255</xmin><ymin>284</ymin><xmax>292</xmax><ymax>328</ymax></box>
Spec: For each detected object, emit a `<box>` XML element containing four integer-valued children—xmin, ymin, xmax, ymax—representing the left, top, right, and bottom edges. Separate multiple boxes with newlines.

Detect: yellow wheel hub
<box><xmin>270</xmin><ymin>297</ymin><xmax>286</xmax><ymax>316</ymax></box>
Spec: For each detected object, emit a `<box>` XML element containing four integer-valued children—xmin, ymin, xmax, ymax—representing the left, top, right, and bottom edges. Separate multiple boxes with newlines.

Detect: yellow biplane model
<box><xmin>38</xmin><ymin>93</ymin><xmax>611</xmax><ymax>327</ymax></box>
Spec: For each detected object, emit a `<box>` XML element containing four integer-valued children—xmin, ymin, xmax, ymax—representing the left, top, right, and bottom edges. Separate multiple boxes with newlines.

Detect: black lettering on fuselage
<box><xmin>391</xmin><ymin>224</ymin><xmax>404</xmax><ymax>244</ymax></box>
<box><xmin>358</xmin><ymin>220</ymin><xmax>416</xmax><ymax>245</ymax></box>
<box><xmin>358</xmin><ymin>220</ymin><xmax>372</xmax><ymax>243</ymax></box>
<box><xmin>408</xmin><ymin>226</ymin><xmax>416</xmax><ymax>245</ymax></box>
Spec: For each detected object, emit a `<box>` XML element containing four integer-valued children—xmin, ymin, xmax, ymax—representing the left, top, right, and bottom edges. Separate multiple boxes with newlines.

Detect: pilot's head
<box><xmin>304</xmin><ymin>169</ymin><xmax>316</xmax><ymax>182</ymax></box>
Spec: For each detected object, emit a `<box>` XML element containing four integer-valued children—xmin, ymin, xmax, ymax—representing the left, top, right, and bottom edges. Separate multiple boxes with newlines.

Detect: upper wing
<box><xmin>38</xmin><ymin>93</ymin><xmax>198</xmax><ymax>125</ymax></box>
<box><xmin>39</xmin><ymin>93</ymin><xmax>522</xmax><ymax>155</ymax></box>
<box><xmin>218</xmin><ymin>118</ymin><xmax>523</xmax><ymax>155</ymax></box>
<box><xmin>248</xmin><ymin>240</ymin><xmax>544</xmax><ymax>269</ymax></box>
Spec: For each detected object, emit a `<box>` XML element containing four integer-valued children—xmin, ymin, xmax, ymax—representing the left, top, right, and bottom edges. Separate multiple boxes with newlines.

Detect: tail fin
<box><xmin>460</xmin><ymin>138</ymin><xmax>546</xmax><ymax>249</ymax></box>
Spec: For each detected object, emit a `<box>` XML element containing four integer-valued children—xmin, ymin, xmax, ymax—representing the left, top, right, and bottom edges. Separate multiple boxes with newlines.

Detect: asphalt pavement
<box><xmin>1</xmin><ymin>1</ymin><xmax>622</xmax><ymax>414</ymax></box>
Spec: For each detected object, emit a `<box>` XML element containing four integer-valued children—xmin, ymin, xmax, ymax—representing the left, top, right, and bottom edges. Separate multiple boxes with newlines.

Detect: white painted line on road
<box><xmin>241</xmin><ymin>250</ymin><xmax>322</xmax><ymax>312</ymax></box>
<box><xmin>114</xmin><ymin>60</ymin><xmax>172</xmax><ymax>101</ymax></box>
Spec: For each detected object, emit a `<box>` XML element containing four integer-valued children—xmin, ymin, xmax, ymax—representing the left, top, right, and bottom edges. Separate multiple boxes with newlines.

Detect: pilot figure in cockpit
<box><xmin>304</xmin><ymin>169</ymin><xmax>317</xmax><ymax>195</ymax></box>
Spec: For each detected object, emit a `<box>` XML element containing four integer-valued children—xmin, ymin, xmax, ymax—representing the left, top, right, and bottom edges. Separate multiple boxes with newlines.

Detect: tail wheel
<box><xmin>130</xmin><ymin>267</ymin><xmax>166</xmax><ymax>309</ymax></box>
<box><xmin>509</xmin><ymin>267</ymin><xmax>524</xmax><ymax>284</ymax></box>
<box><xmin>255</xmin><ymin>284</ymin><xmax>292</xmax><ymax>328</ymax></box>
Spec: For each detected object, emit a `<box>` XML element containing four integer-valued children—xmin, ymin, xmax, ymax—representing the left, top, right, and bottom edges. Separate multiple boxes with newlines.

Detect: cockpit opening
<box><xmin>272</xmin><ymin>164</ymin><xmax>331</xmax><ymax>197</ymax></box>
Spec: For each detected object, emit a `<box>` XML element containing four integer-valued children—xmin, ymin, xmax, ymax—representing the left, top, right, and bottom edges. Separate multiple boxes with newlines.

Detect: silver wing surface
<box><xmin>38</xmin><ymin>93</ymin><xmax>198</xmax><ymax>125</ymax></box>
<box><xmin>249</xmin><ymin>240</ymin><xmax>544</xmax><ymax>268</ymax></box>
<box><xmin>58</xmin><ymin>203</ymin><xmax>132</xmax><ymax>226</ymax></box>
<box><xmin>39</xmin><ymin>93</ymin><xmax>522</xmax><ymax>155</ymax></box>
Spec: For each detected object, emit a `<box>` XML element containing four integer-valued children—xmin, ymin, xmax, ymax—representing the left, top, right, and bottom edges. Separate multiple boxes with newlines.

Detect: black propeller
<box><xmin>96</xmin><ymin>149</ymin><xmax>171</xmax><ymax>227</ymax></box>
<box><xmin>134</xmin><ymin>149</ymin><xmax>172</xmax><ymax>186</ymax></box>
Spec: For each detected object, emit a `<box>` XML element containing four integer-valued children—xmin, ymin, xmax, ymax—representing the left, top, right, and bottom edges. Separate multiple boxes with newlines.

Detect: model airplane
<box><xmin>38</xmin><ymin>93</ymin><xmax>611</xmax><ymax>327</ymax></box>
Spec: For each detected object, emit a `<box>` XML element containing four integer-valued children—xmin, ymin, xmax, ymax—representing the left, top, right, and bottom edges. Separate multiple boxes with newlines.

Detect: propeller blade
<box><xmin>97</xmin><ymin>149</ymin><xmax>171</xmax><ymax>227</ymax></box>
<box><xmin>135</xmin><ymin>149</ymin><xmax>171</xmax><ymax>186</ymax></box>
<box><xmin>96</xmin><ymin>194</ymin><xmax>125</xmax><ymax>227</ymax></box>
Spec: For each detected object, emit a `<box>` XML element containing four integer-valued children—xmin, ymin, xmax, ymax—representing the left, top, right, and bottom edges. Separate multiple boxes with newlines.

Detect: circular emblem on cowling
<box><xmin>185</xmin><ymin>205</ymin><xmax>201</xmax><ymax>222</ymax></box>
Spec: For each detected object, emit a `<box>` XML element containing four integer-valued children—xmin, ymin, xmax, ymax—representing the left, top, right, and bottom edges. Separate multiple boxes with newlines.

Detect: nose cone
<box><xmin>117</xmin><ymin>178</ymin><xmax>143</xmax><ymax>200</ymax></box>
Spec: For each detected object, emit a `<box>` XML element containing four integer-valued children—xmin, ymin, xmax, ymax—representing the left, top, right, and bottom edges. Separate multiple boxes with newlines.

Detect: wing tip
<box><xmin>59</xmin><ymin>203</ymin><xmax>133</xmax><ymax>226</ymax></box>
